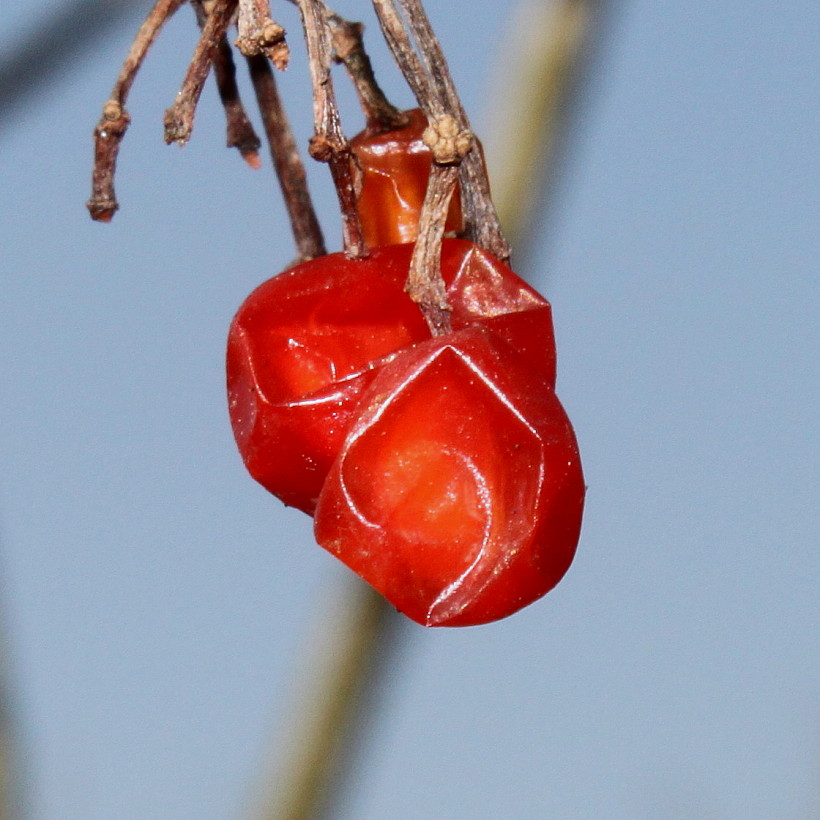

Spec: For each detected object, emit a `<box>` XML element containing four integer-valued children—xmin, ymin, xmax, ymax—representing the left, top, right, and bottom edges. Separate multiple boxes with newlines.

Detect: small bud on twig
<box><xmin>422</xmin><ymin>115</ymin><xmax>473</xmax><ymax>164</ymax></box>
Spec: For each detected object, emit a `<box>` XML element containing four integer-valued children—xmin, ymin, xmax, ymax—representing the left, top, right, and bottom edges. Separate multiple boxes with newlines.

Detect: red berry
<box><xmin>226</xmin><ymin>240</ymin><xmax>555</xmax><ymax>513</ymax></box>
<box><xmin>313</xmin><ymin>326</ymin><xmax>584</xmax><ymax>627</ymax></box>
<box><xmin>350</xmin><ymin>109</ymin><xmax>465</xmax><ymax>247</ymax></box>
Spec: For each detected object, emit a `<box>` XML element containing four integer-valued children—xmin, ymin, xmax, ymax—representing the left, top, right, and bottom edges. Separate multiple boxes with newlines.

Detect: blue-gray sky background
<box><xmin>1</xmin><ymin>1</ymin><xmax>818</xmax><ymax>817</ymax></box>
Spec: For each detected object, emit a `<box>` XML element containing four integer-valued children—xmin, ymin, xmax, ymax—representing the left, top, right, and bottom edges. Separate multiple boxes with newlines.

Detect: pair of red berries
<box><xmin>227</xmin><ymin>112</ymin><xmax>584</xmax><ymax>627</ymax></box>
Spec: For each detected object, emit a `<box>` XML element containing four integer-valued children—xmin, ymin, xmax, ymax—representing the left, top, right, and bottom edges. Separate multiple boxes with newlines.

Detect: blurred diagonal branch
<box><xmin>484</xmin><ymin>0</ymin><xmax>610</xmax><ymax>251</ymax></box>
<box><xmin>0</xmin><ymin>594</ymin><xmax>25</xmax><ymax>820</ymax></box>
<box><xmin>0</xmin><ymin>0</ymin><xmax>144</xmax><ymax>134</ymax></box>
<box><xmin>251</xmin><ymin>582</ymin><xmax>399</xmax><ymax>820</ymax></box>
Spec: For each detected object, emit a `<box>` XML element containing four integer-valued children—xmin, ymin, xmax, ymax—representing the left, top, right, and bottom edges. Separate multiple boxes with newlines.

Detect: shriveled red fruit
<box><xmin>227</xmin><ymin>240</ymin><xmax>555</xmax><ymax>514</ymax></box>
<box><xmin>350</xmin><ymin>109</ymin><xmax>465</xmax><ymax>247</ymax></box>
<box><xmin>313</xmin><ymin>327</ymin><xmax>584</xmax><ymax>627</ymax></box>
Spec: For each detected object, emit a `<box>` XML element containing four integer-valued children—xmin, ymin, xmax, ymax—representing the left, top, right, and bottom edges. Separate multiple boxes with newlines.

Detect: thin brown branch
<box><xmin>370</xmin><ymin>0</ymin><xmax>440</xmax><ymax>119</ymax></box>
<box><xmin>324</xmin><ymin>10</ymin><xmax>407</xmax><ymax>132</ymax></box>
<box><xmin>297</xmin><ymin>0</ymin><xmax>338</xmax><ymax>155</ymax></box>
<box><xmin>216</xmin><ymin>36</ymin><xmax>264</xmax><ymax>165</ymax></box>
<box><xmin>370</xmin><ymin>0</ymin><xmax>508</xmax><ymax>311</ymax></box>
<box><xmin>87</xmin><ymin>0</ymin><xmax>186</xmax><ymax>221</ymax></box>
<box><xmin>394</xmin><ymin>0</ymin><xmax>511</xmax><ymax>262</ymax></box>
<box><xmin>236</xmin><ymin>0</ymin><xmax>290</xmax><ymax>68</ymax></box>
<box><xmin>114</xmin><ymin>0</ymin><xmax>188</xmax><ymax>104</ymax></box>
<box><xmin>191</xmin><ymin>0</ymin><xmax>262</xmax><ymax>167</ymax></box>
<box><xmin>246</xmin><ymin>54</ymin><xmax>327</xmax><ymax>261</ymax></box>
<box><xmin>164</xmin><ymin>0</ymin><xmax>238</xmax><ymax>146</ymax></box>
<box><xmin>369</xmin><ymin>0</ymin><xmax>472</xmax><ymax>319</ymax></box>
<box><xmin>87</xmin><ymin>101</ymin><xmax>132</xmax><ymax>222</ymax></box>
<box><xmin>459</xmin><ymin>149</ymin><xmax>510</xmax><ymax>262</ymax></box>
<box><xmin>370</xmin><ymin>0</ymin><xmax>509</xmax><ymax>261</ymax></box>
<box><xmin>396</xmin><ymin>0</ymin><xmax>461</xmax><ymax>116</ymax></box>
<box><xmin>405</xmin><ymin>162</ymin><xmax>459</xmax><ymax>336</ymax></box>
<box><xmin>298</xmin><ymin>0</ymin><xmax>366</xmax><ymax>258</ymax></box>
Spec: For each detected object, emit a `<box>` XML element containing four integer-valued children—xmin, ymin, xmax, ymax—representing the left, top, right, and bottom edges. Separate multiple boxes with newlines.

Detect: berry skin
<box><xmin>350</xmin><ymin>109</ymin><xmax>465</xmax><ymax>247</ymax></box>
<box><xmin>226</xmin><ymin>240</ymin><xmax>555</xmax><ymax>514</ymax></box>
<box><xmin>313</xmin><ymin>326</ymin><xmax>584</xmax><ymax>627</ymax></box>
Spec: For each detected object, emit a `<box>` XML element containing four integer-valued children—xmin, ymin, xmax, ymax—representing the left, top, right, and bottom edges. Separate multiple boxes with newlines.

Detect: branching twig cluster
<box><xmin>87</xmin><ymin>0</ymin><xmax>508</xmax><ymax>323</ymax></box>
<box><xmin>88</xmin><ymin>0</ymin><xmax>323</xmax><ymax>259</ymax></box>
<box><xmin>88</xmin><ymin>0</ymin><xmax>186</xmax><ymax>222</ymax></box>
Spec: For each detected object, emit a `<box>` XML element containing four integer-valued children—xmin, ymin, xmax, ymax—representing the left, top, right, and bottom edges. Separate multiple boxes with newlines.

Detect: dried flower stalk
<box><xmin>87</xmin><ymin>0</ymin><xmax>187</xmax><ymax>221</ymax></box>
<box><xmin>246</xmin><ymin>53</ymin><xmax>326</xmax><ymax>261</ymax></box>
<box><xmin>297</xmin><ymin>0</ymin><xmax>367</xmax><ymax>258</ymax></box>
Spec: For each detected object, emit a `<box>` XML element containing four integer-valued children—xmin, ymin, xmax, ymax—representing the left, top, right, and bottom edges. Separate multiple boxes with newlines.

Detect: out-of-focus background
<box><xmin>1</xmin><ymin>1</ymin><xmax>818</xmax><ymax>818</ymax></box>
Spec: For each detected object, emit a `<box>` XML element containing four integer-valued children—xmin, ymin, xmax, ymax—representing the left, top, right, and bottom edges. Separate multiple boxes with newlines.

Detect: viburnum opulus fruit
<box><xmin>227</xmin><ymin>239</ymin><xmax>556</xmax><ymax>514</ymax></box>
<box><xmin>349</xmin><ymin>109</ymin><xmax>467</xmax><ymax>247</ymax></box>
<box><xmin>226</xmin><ymin>239</ymin><xmax>583</xmax><ymax>626</ymax></box>
<box><xmin>313</xmin><ymin>325</ymin><xmax>584</xmax><ymax>626</ymax></box>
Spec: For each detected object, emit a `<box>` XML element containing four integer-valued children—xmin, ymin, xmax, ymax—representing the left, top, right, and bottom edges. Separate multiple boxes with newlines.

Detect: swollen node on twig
<box><xmin>87</xmin><ymin>198</ymin><xmax>118</xmax><ymax>223</ymax></box>
<box><xmin>163</xmin><ymin>103</ymin><xmax>193</xmax><ymax>145</ymax></box>
<box><xmin>236</xmin><ymin>21</ymin><xmax>290</xmax><ymax>68</ymax></box>
<box><xmin>422</xmin><ymin>115</ymin><xmax>473</xmax><ymax>165</ymax></box>
<box><xmin>308</xmin><ymin>135</ymin><xmax>334</xmax><ymax>163</ymax></box>
<box><xmin>102</xmin><ymin>100</ymin><xmax>123</xmax><ymax>121</ymax></box>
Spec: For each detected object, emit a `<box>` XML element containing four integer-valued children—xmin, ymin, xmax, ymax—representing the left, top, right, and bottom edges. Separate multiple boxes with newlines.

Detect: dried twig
<box><xmin>191</xmin><ymin>0</ymin><xmax>262</xmax><ymax>167</ymax></box>
<box><xmin>371</xmin><ymin>0</ymin><xmax>509</xmax><ymax>262</ymax></box>
<box><xmin>297</xmin><ymin>0</ymin><xmax>366</xmax><ymax>258</ymax></box>
<box><xmin>246</xmin><ymin>54</ymin><xmax>327</xmax><ymax>261</ymax></box>
<box><xmin>87</xmin><ymin>0</ymin><xmax>187</xmax><ymax>221</ymax></box>
<box><xmin>370</xmin><ymin>0</ymin><xmax>507</xmax><ymax>323</ymax></box>
<box><xmin>164</xmin><ymin>0</ymin><xmax>238</xmax><ymax>145</ymax></box>
<box><xmin>370</xmin><ymin>0</ymin><xmax>437</xmax><ymax>117</ymax></box>
<box><xmin>367</xmin><ymin>0</ymin><xmax>462</xmax><ymax>321</ymax></box>
<box><xmin>399</xmin><ymin>0</ymin><xmax>511</xmax><ymax>262</ymax></box>
<box><xmin>324</xmin><ymin>9</ymin><xmax>407</xmax><ymax>132</ymax></box>
<box><xmin>236</xmin><ymin>0</ymin><xmax>290</xmax><ymax>68</ymax></box>
<box><xmin>405</xmin><ymin>163</ymin><xmax>459</xmax><ymax>335</ymax></box>
<box><xmin>89</xmin><ymin>0</ymin><xmax>324</xmax><ymax>265</ymax></box>
<box><xmin>396</xmin><ymin>0</ymin><xmax>461</xmax><ymax>115</ymax></box>
<box><xmin>460</xmin><ymin>150</ymin><xmax>510</xmax><ymax>261</ymax></box>
<box><xmin>399</xmin><ymin>112</ymin><xmax>471</xmax><ymax>333</ymax></box>
<box><xmin>215</xmin><ymin>35</ymin><xmax>264</xmax><ymax>165</ymax></box>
